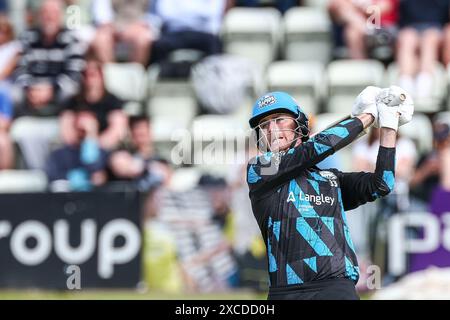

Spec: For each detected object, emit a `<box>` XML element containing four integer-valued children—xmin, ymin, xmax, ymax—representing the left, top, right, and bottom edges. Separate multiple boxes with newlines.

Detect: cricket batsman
<box><xmin>246</xmin><ymin>86</ymin><xmax>414</xmax><ymax>300</ymax></box>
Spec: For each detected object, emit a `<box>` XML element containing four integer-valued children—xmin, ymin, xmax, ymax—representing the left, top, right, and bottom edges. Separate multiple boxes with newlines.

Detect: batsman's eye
<box><xmin>277</xmin><ymin>118</ymin><xmax>293</xmax><ymax>126</ymax></box>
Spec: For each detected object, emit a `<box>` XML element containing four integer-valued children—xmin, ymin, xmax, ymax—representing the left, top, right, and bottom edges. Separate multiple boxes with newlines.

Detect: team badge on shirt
<box><xmin>319</xmin><ymin>171</ymin><xmax>338</xmax><ymax>187</ymax></box>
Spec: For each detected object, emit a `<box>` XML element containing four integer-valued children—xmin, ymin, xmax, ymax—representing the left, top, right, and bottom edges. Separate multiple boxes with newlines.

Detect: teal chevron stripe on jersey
<box><xmin>286</xmin><ymin>264</ymin><xmax>303</xmax><ymax>285</ymax></box>
<box><xmin>296</xmin><ymin>217</ymin><xmax>333</xmax><ymax>256</ymax></box>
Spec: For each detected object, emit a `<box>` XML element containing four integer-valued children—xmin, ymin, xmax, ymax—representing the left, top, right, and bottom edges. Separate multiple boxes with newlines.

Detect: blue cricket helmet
<box><xmin>249</xmin><ymin>91</ymin><xmax>309</xmax><ymax>140</ymax></box>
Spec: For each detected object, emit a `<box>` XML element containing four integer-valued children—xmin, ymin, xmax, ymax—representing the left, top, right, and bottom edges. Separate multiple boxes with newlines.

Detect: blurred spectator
<box><xmin>410</xmin><ymin>112</ymin><xmax>450</xmax><ymax>205</ymax></box>
<box><xmin>60</xmin><ymin>59</ymin><xmax>128</xmax><ymax>150</ymax></box>
<box><xmin>46</xmin><ymin>109</ymin><xmax>109</xmax><ymax>191</ymax></box>
<box><xmin>13</xmin><ymin>0</ymin><xmax>86</xmax><ymax>117</ymax></box>
<box><xmin>0</xmin><ymin>15</ymin><xmax>20</xmax><ymax>170</ymax></box>
<box><xmin>440</xmin><ymin>126</ymin><xmax>450</xmax><ymax>192</ymax></box>
<box><xmin>198</xmin><ymin>174</ymin><xmax>233</xmax><ymax>237</ymax></box>
<box><xmin>234</xmin><ymin>0</ymin><xmax>300</xmax><ymax>13</ymax></box>
<box><xmin>396</xmin><ymin>0</ymin><xmax>449</xmax><ymax>99</ymax></box>
<box><xmin>0</xmin><ymin>0</ymin><xmax>7</xmax><ymax>13</ymax></box>
<box><xmin>92</xmin><ymin>0</ymin><xmax>152</xmax><ymax>65</ymax></box>
<box><xmin>328</xmin><ymin>0</ymin><xmax>399</xmax><ymax>59</ymax></box>
<box><xmin>148</xmin><ymin>0</ymin><xmax>229</xmax><ymax>67</ymax></box>
<box><xmin>108</xmin><ymin>115</ymin><xmax>172</xmax><ymax>191</ymax></box>
<box><xmin>0</xmin><ymin>90</ymin><xmax>13</xmax><ymax>169</ymax></box>
<box><xmin>0</xmin><ymin>15</ymin><xmax>20</xmax><ymax>84</ymax></box>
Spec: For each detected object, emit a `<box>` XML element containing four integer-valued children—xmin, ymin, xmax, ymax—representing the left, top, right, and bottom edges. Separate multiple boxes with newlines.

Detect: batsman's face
<box><xmin>258</xmin><ymin>113</ymin><xmax>298</xmax><ymax>152</ymax></box>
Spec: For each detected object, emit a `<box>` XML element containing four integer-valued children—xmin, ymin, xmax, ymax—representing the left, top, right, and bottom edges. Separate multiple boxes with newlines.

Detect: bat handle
<box><xmin>377</xmin><ymin>87</ymin><xmax>407</xmax><ymax>107</ymax></box>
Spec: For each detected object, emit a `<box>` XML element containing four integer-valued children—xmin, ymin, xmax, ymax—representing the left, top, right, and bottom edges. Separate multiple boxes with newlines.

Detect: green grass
<box><xmin>0</xmin><ymin>289</ymin><xmax>267</xmax><ymax>300</ymax></box>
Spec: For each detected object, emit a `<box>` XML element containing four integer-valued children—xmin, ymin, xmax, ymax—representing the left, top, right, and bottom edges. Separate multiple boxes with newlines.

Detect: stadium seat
<box><xmin>147</xmin><ymin>65</ymin><xmax>199</xmax><ymax>163</ymax></box>
<box><xmin>283</xmin><ymin>7</ymin><xmax>332</xmax><ymax>64</ymax></box>
<box><xmin>387</xmin><ymin>62</ymin><xmax>446</xmax><ymax>113</ymax></box>
<box><xmin>191</xmin><ymin>115</ymin><xmax>247</xmax><ymax>139</ymax></box>
<box><xmin>222</xmin><ymin>7</ymin><xmax>282</xmax><ymax>68</ymax></box>
<box><xmin>8</xmin><ymin>0</ymin><xmax>27</xmax><ymax>35</ymax></box>
<box><xmin>190</xmin><ymin>115</ymin><xmax>248</xmax><ymax>174</ymax></box>
<box><xmin>103</xmin><ymin>63</ymin><xmax>148</xmax><ymax>112</ymax></box>
<box><xmin>148</xmin><ymin>66</ymin><xmax>198</xmax><ymax>134</ymax></box>
<box><xmin>326</xmin><ymin>59</ymin><xmax>385</xmax><ymax>113</ymax></box>
<box><xmin>169</xmin><ymin>168</ymin><xmax>203</xmax><ymax>192</ymax></box>
<box><xmin>266</xmin><ymin>61</ymin><xmax>325</xmax><ymax>115</ymax></box>
<box><xmin>0</xmin><ymin>170</ymin><xmax>48</xmax><ymax>193</ymax></box>
<box><xmin>398</xmin><ymin>112</ymin><xmax>433</xmax><ymax>155</ymax></box>
<box><xmin>10</xmin><ymin>117</ymin><xmax>60</xmax><ymax>170</ymax></box>
<box><xmin>148</xmin><ymin>83</ymin><xmax>198</xmax><ymax>140</ymax></box>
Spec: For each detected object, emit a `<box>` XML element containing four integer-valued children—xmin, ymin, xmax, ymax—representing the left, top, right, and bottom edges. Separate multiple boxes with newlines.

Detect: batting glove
<box><xmin>351</xmin><ymin>86</ymin><xmax>382</xmax><ymax>127</ymax></box>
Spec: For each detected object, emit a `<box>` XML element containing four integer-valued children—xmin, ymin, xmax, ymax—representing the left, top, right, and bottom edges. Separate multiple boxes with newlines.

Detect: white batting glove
<box><xmin>376</xmin><ymin>86</ymin><xmax>414</xmax><ymax>131</ymax></box>
<box><xmin>377</xmin><ymin>101</ymin><xmax>400</xmax><ymax>131</ymax></box>
<box><xmin>351</xmin><ymin>86</ymin><xmax>382</xmax><ymax>127</ymax></box>
<box><xmin>393</xmin><ymin>86</ymin><xmax>414</xmax><ymax>127</ymax></box>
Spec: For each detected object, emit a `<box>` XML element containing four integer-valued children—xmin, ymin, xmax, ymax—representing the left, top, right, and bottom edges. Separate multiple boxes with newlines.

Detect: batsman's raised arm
<box><xmin>247</xmin><ymin>87</ymin><xmax>383</xmax><ymax>197</ymax></box>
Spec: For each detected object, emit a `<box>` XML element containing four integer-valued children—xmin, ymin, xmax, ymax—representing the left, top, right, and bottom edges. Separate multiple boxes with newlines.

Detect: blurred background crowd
<box><xmin>1</xmin><ymin>0</ymin><xmax>450</xmax><ymax>298</ymax></box>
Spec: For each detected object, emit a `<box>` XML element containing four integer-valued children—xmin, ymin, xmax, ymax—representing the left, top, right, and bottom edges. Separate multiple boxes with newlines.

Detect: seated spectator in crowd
<box><xmin>92</xmin><ymin>0</ymin><xmax>152</xmax><ymax>65</ymax></box>
<box><xmin>25</xmin><ymin>0</ymin><xmax>109</xmax><ymax>55</ymax></box>
<box><xmin>198</xmin><ymin>174</ymin><xmax>233</xmax><ymax>237</ymax></box>
<box><xmin>233</xmin><ymin>0</ymin><xmax>299</xmax><ymax>13</ymax></box>
<box><xmin>396</xmin><ymin>0</ymin><xmax>449</xmax><ymax>98</ymax></box>
<box><xmin>12</xmin><ymin>0</ymin><xmax>86</xmax><ymax>118</ymax></box>
<box><xmin>148</xmin><ymin>0</ymin><xmax>229</xmax><ymax>65</ymax></box>
<box><xmin>60</xmin><ymin>58</ymin><xmax>128</xmax><ymax>151</ymax></box>
<box><xmin>109</xmin><ymin>115</ymin><xmax>172</xmax><ymax>191</ymax></box>
<box><xmin>0</xmin><ymin>15</ymin><xmax>20</xmax><ymax>85</ymax></box>
<box><xmin>0</xmin><ymin>91</ymin><xmax>13</xmax><ymax>169</ymax></box>
<box><xmin>328</xmin><ymin>0</ymin><xmax>399</xmax><ymax>59</ymax></box>
<box><xmin>46</xmin><ymin>108</ymin><xmax>109</xmax><ymax>191</ymax></box>
<box><xmin>0</xmin><ymin>15</ymin><xmax>20</xmax><ymax>170</ymax></box>
<box><xmin>410</xmin><ymin>113</ymin><xmax>450</xmax><ymax>206</ymax></box>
